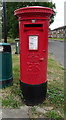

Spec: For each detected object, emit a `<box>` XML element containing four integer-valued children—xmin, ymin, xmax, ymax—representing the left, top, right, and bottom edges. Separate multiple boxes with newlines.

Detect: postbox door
<box><xmin>20</xmin><ymin>22</ymin><xmax>48</xmax><ymax>85</ymax></box>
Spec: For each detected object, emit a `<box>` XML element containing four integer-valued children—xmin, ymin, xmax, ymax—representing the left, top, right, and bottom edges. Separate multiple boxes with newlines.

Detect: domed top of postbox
<box><xmin>14</xmin><ymin>6</ymin><xmax>54</xmax><ymax>20</ymax></box>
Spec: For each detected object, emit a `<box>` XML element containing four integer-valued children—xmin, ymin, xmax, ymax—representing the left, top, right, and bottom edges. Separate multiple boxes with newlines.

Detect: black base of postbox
<box><xmin>20</xmin><ymin>81</ymin><xmax>47</xmax><ymax>106</ymax></box>
<box><xmin>0</xmin><ymin>77</ymin><xmax>13</xmax><ymax>88</ymax></box>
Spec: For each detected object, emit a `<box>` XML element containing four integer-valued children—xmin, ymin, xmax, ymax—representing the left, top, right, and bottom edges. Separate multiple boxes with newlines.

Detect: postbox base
<box><xmin>0</xmin><ymin>77</ymin><xmax>13</xmax><ymax>88</ymax></box>
<box><xmin>20</xmin><ymin>81</ymin><xmax>47</xmax><ymax>106</ymax></box>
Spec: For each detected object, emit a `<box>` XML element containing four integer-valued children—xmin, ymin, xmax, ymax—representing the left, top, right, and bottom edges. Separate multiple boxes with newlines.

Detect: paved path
<box><xmin>1</xmin><ymin>106</ymin><xmax>63</xmax><ymax>119</ymax></box>
<box><xmin>2</xmin><ymin>106</ymin><xmax>29</xmax><ymax>118</ymax></box>
<box><xmin>48</xmin><ymin>39</ymin><xmax>64</xmax><ymax>67</ymax></box>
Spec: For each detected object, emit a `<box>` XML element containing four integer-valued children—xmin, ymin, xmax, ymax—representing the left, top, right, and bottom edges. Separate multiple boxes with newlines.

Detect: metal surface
<box><xmin>20</xmin><ymin>81</ymin><xmax>47</xmax><ymax>105</ymax></box>
<box><xmin>14</xmin><ymin>6</ymin><xmax>53</xmax><ymax>85</ymax></box>
<box><xmin>0</xmin><ymin>43</ymin><xmax>13</xmax><ymax>88</ymax></box>
<box><xmin>14</xmin><ymin>7</ymin><xmax>53</xmax><ymax>103</ymax></box>
<box><xmin>15</xmin><ymin>38</ymin><xmax>20</xmax><ymax>54</ymax></box>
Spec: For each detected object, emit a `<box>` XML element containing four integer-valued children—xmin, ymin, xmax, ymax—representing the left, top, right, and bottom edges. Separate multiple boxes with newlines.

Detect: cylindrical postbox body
<box><xmin>0</xmin><ymin>43</ymin><xmax>13</xmax><ymax>88</ymax></box>
<box><xmin>14</xmin><ymin>6</ymin><xmax>54</xmax><ymax>104</ymax></box>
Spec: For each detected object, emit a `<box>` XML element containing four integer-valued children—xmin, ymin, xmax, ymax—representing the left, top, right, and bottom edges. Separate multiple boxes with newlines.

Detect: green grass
<box><xmin>47</xmin><ymin>56</ymin><xmax>64</xmax><ymax>112</ymax></box>
<box><xmin>44</xmin><ymin>110</ymin><xmax>63</xmax><ymax>119</ymax></box>
<box><xmin>1</xmin><ymin>38</ymin><xmax>15</xmax><ymax>43</ymax></box>
<box><xmin>31</xmin><ymin>55</ymin><xmax>64</xmax><ymax>118</ymax></box>
<box><xmin>2</xmin><ymin>94</ymin><xmax>21</xmax><ymax>108</ymax></box>
<box><xmin>2</xmin><ymin>54</ymin><xmax>23</xmax><ymax>108</ymax></box>
<box><xmin>1</xmin><ymin>54</ymin><xmax>64</xmax><ymax>118</ymax></box>
<box><xmin>49</xmin><ymin>37</ymin><xmax>64</xmax><ymax>41</ymax></box>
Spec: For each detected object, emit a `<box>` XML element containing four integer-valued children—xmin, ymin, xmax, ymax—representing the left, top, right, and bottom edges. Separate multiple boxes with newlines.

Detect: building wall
<box><xmin>49</xmin><ymin>26</ymin><xmax>66</xmax><ymax>38</ymax></box>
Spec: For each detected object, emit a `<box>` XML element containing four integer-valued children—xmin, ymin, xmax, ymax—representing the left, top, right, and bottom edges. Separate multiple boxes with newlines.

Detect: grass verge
<box><xmin>31</xmin><ymin>55</ymin><xmax>64</xmax><ymax>119</ymax></box>
<box><xmin>1</xmin><ymin>38</ymin><xmax>15</xmax><ymax>43</ymax></box>
<box><xmin>2</xmin><ymin>55</ymin><xmax>23</xmax><ymax>108</ymax></box>
<box><xmin>49</xmin><ymin>37</ymin><xmax>64</xmax><ymax>41</ymax></box>
<box><xmin>1</xmin><ymin>54</ymin><xmax>64</xmax><ymax>118</ymax></box>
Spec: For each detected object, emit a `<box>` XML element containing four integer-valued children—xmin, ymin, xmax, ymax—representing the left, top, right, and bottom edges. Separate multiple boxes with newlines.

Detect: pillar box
<box><xmin>14</xmin><ymin>6</ymin><xmax>54</xmax><ymax>105</ymax></box>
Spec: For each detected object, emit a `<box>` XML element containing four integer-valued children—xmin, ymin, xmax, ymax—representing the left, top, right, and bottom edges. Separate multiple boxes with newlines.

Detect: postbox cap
<box><xmin>15</xmin><ymin>38</ymin><xmax>19</xmax><ymax>41</ymax></box>
<box><xmin>14</xmin><ymin>6</ymin><xmax>54</xmax><ymax>20</ymax></box>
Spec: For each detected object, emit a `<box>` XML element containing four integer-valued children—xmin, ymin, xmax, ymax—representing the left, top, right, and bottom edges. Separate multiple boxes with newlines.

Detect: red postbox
<box><xmin>14</xmin><ymin>6</ymin><xmax>54</xmax><ymax>105</ymax></box>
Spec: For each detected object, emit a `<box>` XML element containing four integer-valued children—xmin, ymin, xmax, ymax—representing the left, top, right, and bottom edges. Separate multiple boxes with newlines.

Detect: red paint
<box><xmin>14</xmin><ymin>6</ymin><xmax>54</xmax><ymax>85</ymax></box>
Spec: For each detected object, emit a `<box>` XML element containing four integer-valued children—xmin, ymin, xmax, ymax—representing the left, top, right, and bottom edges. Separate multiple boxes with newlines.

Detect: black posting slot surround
<box><xmin>25</xmin><ymin>24</ymin><xmax>43</xmax><ymax>27</ymax></box>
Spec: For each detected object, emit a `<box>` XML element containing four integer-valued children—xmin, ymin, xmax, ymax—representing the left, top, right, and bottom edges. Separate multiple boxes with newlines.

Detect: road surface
<box><xmin>48</xmin><ymin>39</ymin><xmax>64</xmax><ymax>67</ymax></box>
